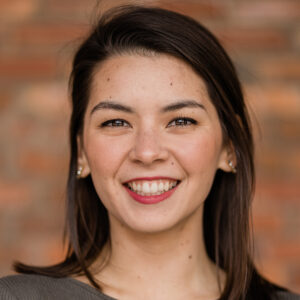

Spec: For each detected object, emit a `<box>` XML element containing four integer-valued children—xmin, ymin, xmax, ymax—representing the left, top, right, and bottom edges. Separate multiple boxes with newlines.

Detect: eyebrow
<box><xmin>90</xmin><ymin>101</ymin><xmax>134</xmax><ymax>115</ymax></box>
<box><xmin>90</xmin><ymin>99</ymin><xmax>206</xmax><ymax>115</ymax></box>
<box><xmin>161</xmin><ymin>100</ymin><xmax>206</xmax><ymax>113</ymax></box>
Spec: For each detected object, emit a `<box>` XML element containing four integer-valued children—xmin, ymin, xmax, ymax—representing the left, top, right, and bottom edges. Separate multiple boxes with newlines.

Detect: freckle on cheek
<box><xmin>170</xmin><ymin>82</ymin><xmax>173</xmax><ymax>86</ymax></box>
<box><xmin>107</xmin><ymin>77</ymin><xmax>110</xmax><ymax>81</ymax></box>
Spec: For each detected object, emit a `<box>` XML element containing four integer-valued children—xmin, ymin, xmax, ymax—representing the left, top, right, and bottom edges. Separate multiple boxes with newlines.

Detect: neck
<box><xmin>93</xmin><ymin>204</ymin><xmax>224</xmax><ymax>300</ymax></box>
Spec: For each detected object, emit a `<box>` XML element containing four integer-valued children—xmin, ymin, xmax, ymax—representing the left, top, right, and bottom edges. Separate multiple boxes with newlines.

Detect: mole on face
<box><xmin>188</xmin><ymin>255</ymin><xmax>192</xmax><ymax>259</ymax></box>
<box><xmin>170</xmin><ymin>82</ymin><xmax>173</xmax><ymax>86</ymax></box>
<box><xmin>107</xmin><ymin>77</ymin><xmax>110</xmax><ymax>82</ymax></box>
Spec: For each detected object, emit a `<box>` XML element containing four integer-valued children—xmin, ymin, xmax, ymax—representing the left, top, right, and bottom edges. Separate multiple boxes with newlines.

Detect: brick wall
<box><xmin>0</xmin><ymin>0</ymin><xmax>299</xmax><ymax>293</ymax></box>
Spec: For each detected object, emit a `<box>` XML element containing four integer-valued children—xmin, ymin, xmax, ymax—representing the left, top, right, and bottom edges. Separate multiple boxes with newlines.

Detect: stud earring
<box><xmin>228</xmin><ymin>160</ymin><xmax>237</xmax><ymax>173</ymax></box>
<box><xmin>76</xmin><ymin>166</ymin><xmax>83</xmax><ymax>178</ymax></box>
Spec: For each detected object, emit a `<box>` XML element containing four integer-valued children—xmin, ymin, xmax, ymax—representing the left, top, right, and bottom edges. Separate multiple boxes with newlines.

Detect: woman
<box><xmin>0</xmin><ymin>5</ymin><xmax>299</xmax><ymax>300</ymax></box>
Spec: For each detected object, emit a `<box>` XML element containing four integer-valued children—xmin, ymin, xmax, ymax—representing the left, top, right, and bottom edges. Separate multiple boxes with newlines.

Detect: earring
<box><xmin>228</xmin><ymin>160</ymin><xmax>237</xmax><ymax>173</ymax></box>
<box><xmin>76</xmin><ymin>166</ymin><xmax>83</xmax><ymax>178</ymax></box>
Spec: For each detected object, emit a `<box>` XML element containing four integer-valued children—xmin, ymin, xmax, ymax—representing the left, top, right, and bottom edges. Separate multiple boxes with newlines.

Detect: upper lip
<box><xmin>123</xmin><ymin>176</ymin><xmax>180</xmax><ymax>184</ymax></box>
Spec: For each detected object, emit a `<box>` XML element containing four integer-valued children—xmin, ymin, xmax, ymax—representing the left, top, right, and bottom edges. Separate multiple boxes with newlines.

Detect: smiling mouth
<box><xmin>123</xmin><ymin>179</ymin><xmax>181</xmax><ymax>196</ymax></box>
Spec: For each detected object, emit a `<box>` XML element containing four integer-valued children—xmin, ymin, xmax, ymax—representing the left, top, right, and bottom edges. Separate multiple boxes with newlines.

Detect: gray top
<box><xmin>0</xmin><ymin>275</ymin><xmax>116</xmax><ymax>300</ymax></box>
<box><xmin>0</xmin><ymin>274</ymin><xmax>299</xmax><ymax>299</ymax></box>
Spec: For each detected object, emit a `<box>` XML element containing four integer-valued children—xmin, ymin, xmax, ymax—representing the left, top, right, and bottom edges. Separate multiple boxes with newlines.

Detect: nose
<box><xmin>129</xmin><ymin>128</ymin><xmax>169</xmax><ymax>165</ymax></box>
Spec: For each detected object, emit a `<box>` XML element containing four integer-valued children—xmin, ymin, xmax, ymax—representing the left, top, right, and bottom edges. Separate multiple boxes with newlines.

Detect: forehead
<box><xmin>88</xmin><ymin>53</ymin><xmax>213</xmax><ymax>111</ymax></box>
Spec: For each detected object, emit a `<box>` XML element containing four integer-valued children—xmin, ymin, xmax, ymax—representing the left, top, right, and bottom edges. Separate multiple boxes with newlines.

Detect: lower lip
<box><xmin>124</xmin><ymin>184</ymin><xmax>179</xmax><ymax>205</ymax></box>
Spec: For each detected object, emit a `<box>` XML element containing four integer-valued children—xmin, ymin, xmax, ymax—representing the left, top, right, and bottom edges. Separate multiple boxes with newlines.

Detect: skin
<box><xmin>77</xmin><ymin>54</ymin><xmax>235</xmax><ymax>300</ymax></box>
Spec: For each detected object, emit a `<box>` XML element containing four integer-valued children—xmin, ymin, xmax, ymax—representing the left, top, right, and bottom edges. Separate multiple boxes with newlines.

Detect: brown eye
<box><xmin>100</xmin><ymin>119</ymin><xmax>130</xmax><ymax>127</ymax></box>
<box><xmin>168</xmin><ymin>117</ymin><xmax>197</xmax><ymax>127</ymax></box>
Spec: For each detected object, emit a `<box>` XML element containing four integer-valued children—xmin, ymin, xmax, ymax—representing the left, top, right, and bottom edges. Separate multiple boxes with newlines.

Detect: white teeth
<box><xmin>142</xmin><ymin>182</ymin><xmax>150</xmax><ymax>193</ymax></box>
<box><xmin>158</xmin><ymin>181</ymin><xmax>164</xmax><ymax>191</ymax></box>
<box><xmin>132</xmin><ymin>181</ymin><xmax>137</xmax><ymax>190</ymax></box>
<box><xmin>126</xmin><ymin>179</ymin><xmax>179</xmax><ymax>195</ymax></box>
<box><xmin>150</xmin><ymin>182</ymin><xmax>158</xmax><ymax>193</ymax></box>
<box><xmin>164</xmin><ymin>181</ymin><xmax>169</xmax><ymax>191</ymax></box>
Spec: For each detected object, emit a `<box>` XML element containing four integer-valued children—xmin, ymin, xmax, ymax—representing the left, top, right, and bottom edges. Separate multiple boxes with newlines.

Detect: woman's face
<box><xmin>79</xmin><ymin>54</ymin><xmax>232</xmax><ymax>233</ymax></box>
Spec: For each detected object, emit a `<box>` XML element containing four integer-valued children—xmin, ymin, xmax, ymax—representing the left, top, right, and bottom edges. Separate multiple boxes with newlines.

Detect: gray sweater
<box><xmin>0</xmin><ymin>274</ymin><xmax>299</xmax><ymax>299</ymax></box>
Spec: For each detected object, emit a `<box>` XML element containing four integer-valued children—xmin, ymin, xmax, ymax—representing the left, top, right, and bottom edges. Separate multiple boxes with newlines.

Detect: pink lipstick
<box><xmin>124</xmin><ymin>185</ymin><xmax>178</xmax><ymax>204</ymax></box>
<box><xmin>123</xmin><ymin>179</ymin><xmax>179</xmax><ymax>205</ymax></box>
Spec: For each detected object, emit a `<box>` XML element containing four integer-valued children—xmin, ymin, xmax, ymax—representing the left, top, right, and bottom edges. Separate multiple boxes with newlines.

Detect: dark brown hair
<box><xmin>15</xmin><ymin>5</ymin><xmax>285</xmax><ymax>299</ymax></box>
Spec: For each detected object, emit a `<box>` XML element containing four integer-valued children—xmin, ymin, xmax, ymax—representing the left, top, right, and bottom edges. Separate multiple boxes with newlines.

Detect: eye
<box><xmin>100</xmin><ymin>119</ymin><xmax>130</xmax><ymax>128</ymax></box>
<box><xmin>167</xmin><ymin>117</ymin><xmax>197</xmax><ymax>127</ymax></box>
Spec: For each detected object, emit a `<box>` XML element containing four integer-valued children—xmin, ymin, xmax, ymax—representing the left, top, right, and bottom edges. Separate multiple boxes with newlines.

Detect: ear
<box><xmin>77</xmin><ymin>136</ymin><xmax>91</xmax><ymax>178</ymax></box>
<box><xmin>217</xmin><ymin>140</ymin><xmax>237</xmax><ymax>173</ymax></box>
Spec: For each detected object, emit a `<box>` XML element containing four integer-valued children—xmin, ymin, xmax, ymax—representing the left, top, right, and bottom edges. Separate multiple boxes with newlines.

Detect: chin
<box><xmin>111</xmin><ymin>203</ymin><xmax>203</xmax><ymax>235</ymax></box>
<box><xmin>127</xmin><ymin>218</ymin><xmax>182</xmax><ymax>234</ymax></box>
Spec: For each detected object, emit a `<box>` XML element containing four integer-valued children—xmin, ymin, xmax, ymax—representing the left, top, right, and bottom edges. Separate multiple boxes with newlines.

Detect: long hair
<box><xmin>14</xmin><ymin>5</ymin><xmax>284</xmax><ymax>299</ymax></box>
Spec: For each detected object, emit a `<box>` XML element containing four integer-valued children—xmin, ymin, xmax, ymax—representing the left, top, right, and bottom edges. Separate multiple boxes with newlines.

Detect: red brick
<box><xmin>0</xmin><ymin>180</ymin><xmax>31</xmax><ymax>209</ymax></box>
<box><xmin>253</xmin><ymin>215</ymin><xmax>282</xmax><ymax>232</ymax></box>
<box><xmin>216</xmin><ymin>28</ymin><xmax>288</xmax><ymax>51</ymax></box>
<box><xmin>256</xmin><ymin>151</ymin><xmax>281</xmax><ymax>173</ymax></box>
<box><xmin>274</xmin><ymin>242</ymin><xmax>300</xmax><ymax>259</ymax></box>
<box><xmin>0</xmin><ymin>89</ymin><xmax>10</xmax><ymax>111</ymax></box>
<box><xmin>18</xmin><ymin>151</ymin><xmax>64</xmax><ymax>175</ymax></box>
<box><xmin>158</xmin><ymin>0</ymin><xmax>226</xmax><ymax>18</ymax></box>
<box><xmin>12</xmin><ymin>23</ymin><xmax>89</xmax><ymax>47</ymax></box>
<box><xmin>295</xmin><ymin>29</ymin><xmax>300</xmax><ymax>49</ymax></box>
<box><xmin>260</xmin><ymin>86</ymin><xmax>300</xmax><ymax>118</ymax></box>
<box><xmin>45</xmin><ymin>0</ymin><xmax>225</xmax><ymax>19</ymax></box>
<box><xmin>256</xmin><ymin>56</ymin><xmax>300</xmax><ymax>80</ymax></box>
<box><xmin>16</xmin><ymin>235</ymin><xmax>64</xmax><ymax>266</ymax></box>
<box><xmin>255</xmin><ymin>153</ymin><xmax>300</xmax><ymax>185</ymax></box>
<box><xmin>10</xmin><ymin>118</ymin><xmax>36</xmax><ymax>139</ymax></box>
<box><xmin>0</xmin><ymin>0</ymin><xmax>39</xmax><ymax>22</ymax></box>
<box><xmin>280</xmin><ymin>122</ymin><xmax>300</xmax><ymax>139</ymax></box>
<box><xmin>256</xmin><ymin>259</ymin><xmax>288</xmax><ymax>287</ymax></box>
<box><xmin>45</xmin><ymin>239</ymin><xmax>65</xmax><ymax>263</ymax></box>
<box><xmin>291</xmin><ymin>271</ymin><xmax>300</xmax><ymax>294</ymax></box>
<box><xmin>19</xmin><ymin>83</ymin><xmax>69</xmax><ymax>121</ymax></box>
<box><xmin>256</xmin><ymin>181</ymin><xmax>300</xmax><ymax>201</ymax></box>
<box><xmin>233</xmin><ymin>1</ymin><xmax>300</xmax><ymax>21</ymax></box>
<box><xmin>44</xmin><ymin>0</ymin><xmax>95</xmax><ymax>16</ymax></box>
<box><xmin>244</xmin><ymin>84</ymin><xmax>300</xmax><ymax>118</ymax></box>
<box><xmin>0</xmin><ymin>56</ymin><xmax>57</xmax><ymax>80</ymax></box>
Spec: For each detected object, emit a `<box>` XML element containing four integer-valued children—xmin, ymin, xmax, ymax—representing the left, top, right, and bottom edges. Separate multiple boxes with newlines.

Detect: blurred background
<box><xmin>0</xmin><ymin>0</ymin><xmax>299</xmax><ymax>293</ymax></box>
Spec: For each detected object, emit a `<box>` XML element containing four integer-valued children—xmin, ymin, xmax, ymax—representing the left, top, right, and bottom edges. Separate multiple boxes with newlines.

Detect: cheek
<box><xmin>173</xmin><ymin>132</ymin><xmax>222</xmax><ymax>174</ymax></box>
<box><xmin>84</xmin><ymin>136</ymin><xmax>130</xmax><ymax>210</ymax></box>
<box><xmin>85</xmin><ymin>135</ymin><xmax>129</xmax><ymax>178</ymax></box>
<box><xmin>174</xmin><ymin>133</ymin><xmax>223</xmax><ymax>206</ymax></box>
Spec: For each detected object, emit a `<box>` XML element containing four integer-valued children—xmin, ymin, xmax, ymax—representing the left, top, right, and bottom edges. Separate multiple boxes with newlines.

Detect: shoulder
<box><xmin>0</xmin><ymin>274</ymin><xmax>114</xmax><ymax>300</ymax></box>
<box><xmin>275</xmin><ymin>290</ymin><xmax>300</xmax><ymax>300</ymax></box>
<box><xmin>0</xmin><ymin>274</ymin><xmax>81</xmax><ymax>300</ymax></box>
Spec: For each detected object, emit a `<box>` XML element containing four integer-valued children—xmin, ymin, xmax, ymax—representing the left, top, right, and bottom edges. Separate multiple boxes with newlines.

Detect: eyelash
<box><xmin>100</xmin><ymin>119</ymin><xmax>130</xmax><ymax>128</ymax></box>
<box><xmin>167</xmin><ymin>117</ymin><xmax>197</xmax><ymax>127</ymax></box>
<box><xmin>100</xmin><ymin>117</ymin><xmax>197</xmax><ymax>128</ymax></box>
